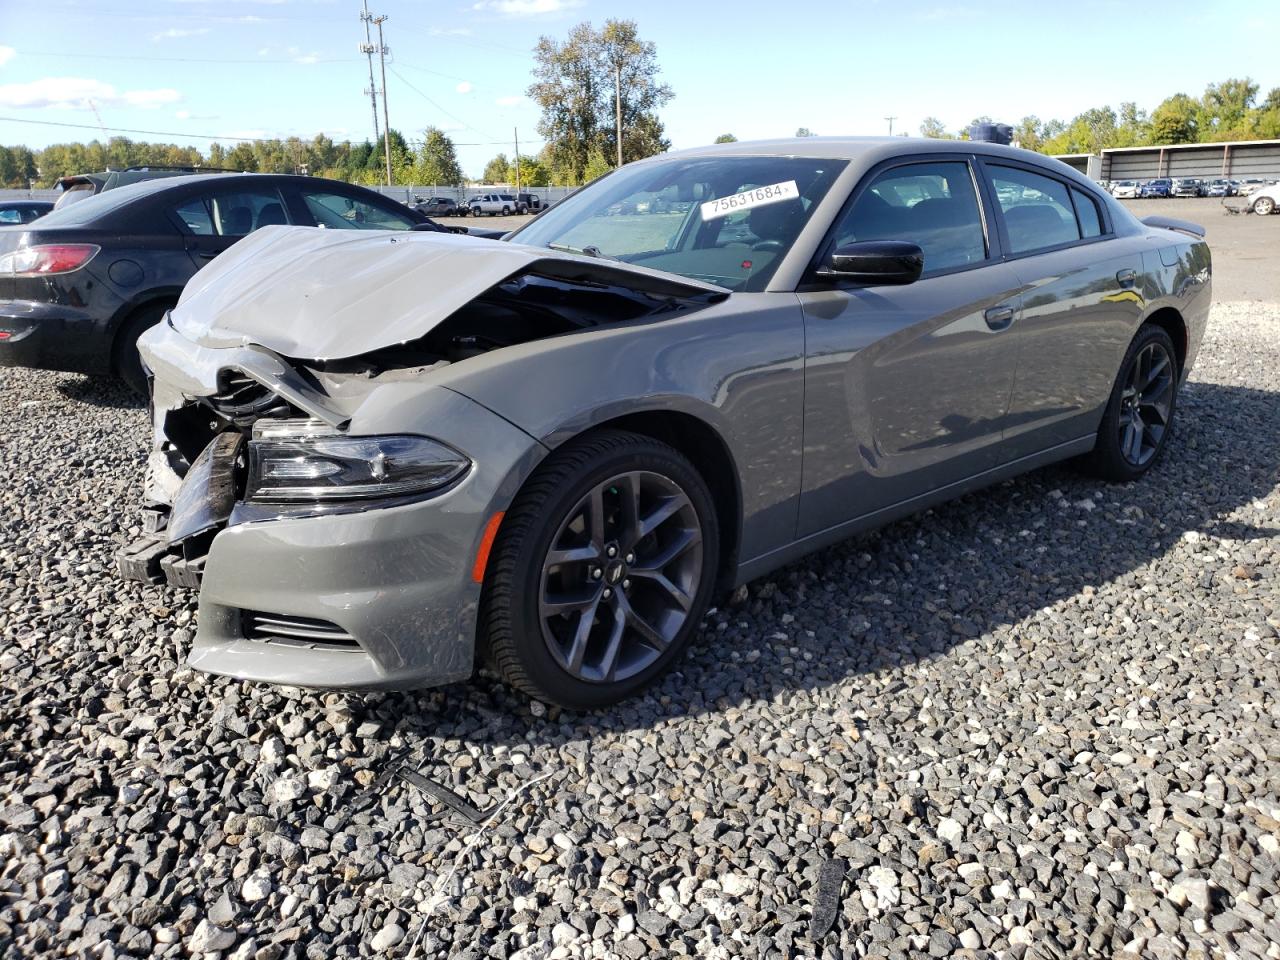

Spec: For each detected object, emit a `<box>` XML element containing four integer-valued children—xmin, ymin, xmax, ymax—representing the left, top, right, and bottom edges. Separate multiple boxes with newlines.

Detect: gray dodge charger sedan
<box><xmin>119</xmin><ymin>137</ymin><xmax>1211</xmax><ymax>708</ymax></box>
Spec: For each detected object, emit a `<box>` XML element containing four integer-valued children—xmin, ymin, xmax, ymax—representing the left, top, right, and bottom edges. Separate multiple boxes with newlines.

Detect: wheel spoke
<box><xmin>629</xmin><ymin>568</ymin><xmax>694</xmax><ymax>611</ymax></box>
<box><xmin>632</xmin><ymin>527</ymin><xmax>700</xmax><ymax>573</ymax></box>
<box><xmin>1141</xmin><ymin>353</ymin><xmax>1170</xmax><ymax>391</ymax></box>
<box><xmin>618</xmin><ymin>592</ymin><xmax>669</xmax><ymax>651</ymax></box>
<box><xmin>596</xmin><ymin>600</ymin><xmax>627</xmax><ymax>682</ymax></box>
<box><xmin>546</xmin><ymin>544</ymin><xmax>599</xmax><ymax>567</ymax></box>
<box><xmin>564</xmin><ymin>597</ymin><xmax>600</xmax><ymax>674</ymax></box>
<box><xmin>1122</xmin><ymin>420</ymin><xmax>1141</xmax><ymax>462</ymax></box>
<box><xmin>540</xmin><ymin>588</ymin><xmax>598</xmax><ymax>617</ymax></box>
<box><xmin>1140</xmin><ymin>397</ymin><xmax>1170</xmax><ymax>425</ymax></box>
<box><xmin>616</xmin><ymin>473</ymin><xmax>642</xmax><ymax>550</ymax></box>
<box><xmin>639</xmin><ymin>493</ymin><xmax>690</xmax><ymax>539</ymax></box>
<box><xmin>588</xmin><ymin>485</ymin><xmax>606</xmax><ymax>552</ymax></box>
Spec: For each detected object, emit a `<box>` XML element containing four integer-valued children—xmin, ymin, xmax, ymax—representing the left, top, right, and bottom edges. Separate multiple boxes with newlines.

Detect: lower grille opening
<box><xmin>242</xmin><ymin>611</ymin><xmax>360</xmax><ymax>650</ymax></box>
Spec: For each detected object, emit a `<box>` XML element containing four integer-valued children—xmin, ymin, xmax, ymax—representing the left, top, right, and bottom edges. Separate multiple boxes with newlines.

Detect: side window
<box><xmin>173</xmin><ymin>189</ymin><xmax>289</xmax><ymax>237</ymax></box>
<box><xmin>989</xmin><ymin>166</ymin><xmax>1081</xmax><ymax>254</ymax></box>
<box><xmin>302</xmin><ymin>190</ymin><xmax>415</xmax><ymax>231</ymax></box>
<box><xmin>0</xmin><ymin>209</ymin><xmax>20</xmax><ymax>225</ymax></box>
<box><xmin>832</xmin><ymin>161</ymin><xmax>987</xmax><ymax>274</ymax></box>
<box><xmin>1071</xmin><ymin>187</ymin><xmax>1103</xmax><ymax>239</ymax></box>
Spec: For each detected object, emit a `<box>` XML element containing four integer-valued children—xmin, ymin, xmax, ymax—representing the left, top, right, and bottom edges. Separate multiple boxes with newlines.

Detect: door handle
<box><xmin>983</xmin><ymin>305</ymin><xmax>1015</xmax><ymax>330</ymax></box>
<box><xmin>1116</xmin><ymin>268</ymin><xmax>1137</xmax><ymax>287</ymax></box>
<box><xmin>195</xmin><ymin>250</ymin><xmax>218</xmax><ymax>260</ymax></box>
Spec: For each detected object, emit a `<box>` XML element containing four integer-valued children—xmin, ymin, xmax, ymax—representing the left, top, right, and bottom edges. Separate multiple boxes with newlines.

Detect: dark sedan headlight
<box><xmin>245</xmin><ymin>421</ymin><xmax>469</xmax><ymax>503</ymax></box>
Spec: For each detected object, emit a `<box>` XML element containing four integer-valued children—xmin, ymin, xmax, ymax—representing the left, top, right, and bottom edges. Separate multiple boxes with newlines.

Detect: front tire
<box><xmin>1084</xmin><ymin>324</ymin><xmax>1179</xmax><ymax>482</ymax></box>
<box><xmin>1254</xmin><ymin>196</ymin><xmax>1276</xmax><ymax>215</ymax></box>
<box><xmin>482</xmin><ymin>430</ymin><xmax>719</xmax><ymax>710</ymax></box>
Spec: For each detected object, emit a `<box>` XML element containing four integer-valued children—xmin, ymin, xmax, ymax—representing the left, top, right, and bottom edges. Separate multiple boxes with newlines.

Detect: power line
<box><xmin>387</xmin><ymin>66</ymin><xmax>494</xmax><ymax>141</ymax></box>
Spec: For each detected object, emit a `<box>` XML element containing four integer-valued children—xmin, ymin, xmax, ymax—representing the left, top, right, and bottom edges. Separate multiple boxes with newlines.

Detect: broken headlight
<box><xmin>245</xmin><ymin>421</ymin><xmax>469</xmax><ymax>503</ymax></box>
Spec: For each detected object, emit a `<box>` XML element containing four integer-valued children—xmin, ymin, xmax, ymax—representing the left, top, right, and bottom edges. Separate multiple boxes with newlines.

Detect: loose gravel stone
<box><xmin>1</xmin><ymin>301</ymin><xmax>1279</xmax><ymax>960</ymax></box>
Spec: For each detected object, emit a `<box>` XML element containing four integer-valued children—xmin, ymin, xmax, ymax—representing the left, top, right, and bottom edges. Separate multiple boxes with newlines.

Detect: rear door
<box><xmin>978</xmin><ymin>160</ymin><xmax>1145</xmax><ymax>455</ymax></box>
<box><xmin>170</xmin><ymin>185</ymin><xmax>292</xmax><ymax>267</ymax></box>
<box><xmin>797</xmin><ymin>155</ymin><xmax>1025</xmax><ymax>536</ymax></box>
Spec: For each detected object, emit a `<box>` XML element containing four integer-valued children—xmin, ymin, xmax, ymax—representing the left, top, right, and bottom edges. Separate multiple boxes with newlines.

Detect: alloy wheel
<box><xmin>538</xmin><ymin>471</ymin><xmax>703</xmax><ymax>684</ymax></box>
<box><xmin>1118</xmin><ymin>340</ymin><xmax>1175</xmax><ymax>467</ymax></box>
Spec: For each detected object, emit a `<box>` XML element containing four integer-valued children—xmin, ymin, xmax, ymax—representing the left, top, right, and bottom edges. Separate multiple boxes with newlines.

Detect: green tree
<box><xmin>1200</xmin><ymin>77</ymin><xmax>1258</xmax><ymax>138</ymax></box>
<box><xmin>505</xmin><ymin>154</ymin><xmax>549</xmax><ymax>188</ymax></box>
<box><xmin>713</xmin><ymin>133</ymin><xmax>737</xmax><ymax>143</ymax></box>
<box><xmin>227</xmin><ymin>143</ymin><xmax>258</xmax><ymax>172</ymax></box>
<box><xmin>529</xmin><ymin>19</ymin><xmax>673</xmax><ymax>184</ymax></box>
<box><xmin>413</xmin><ymin>127</ymin><xmax>463</xmax><ymax>185</ymax></box>
<box><xmin>919</xmin><ymin>117</ymin><xmax>953</xmax><ymax>139</ymax></box>
<box><xmin>1011</xmin><ymin>116</ymin><xmax>1043</xmax><ymax>150</ymax></box>
<box><xmin>1149</xmin><ymin>93</ymin><xmax>1199</xmax><ymax>144</ymax></box>
<box><xmin>582</xmin><ymin>147</ymin><xmax>613</xmax><ymax>182</ymax></box>
<box><xmin>483</xmin><ymin>152</ymin><xmax>510</xmax><ymax>184</ymax></box>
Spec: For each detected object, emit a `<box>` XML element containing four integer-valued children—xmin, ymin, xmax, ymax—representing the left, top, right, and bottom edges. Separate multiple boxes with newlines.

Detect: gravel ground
<box><xmin>2</xmin><ymin>302</ymin><xmax>1279</xmax><ymax>960</ymax></box>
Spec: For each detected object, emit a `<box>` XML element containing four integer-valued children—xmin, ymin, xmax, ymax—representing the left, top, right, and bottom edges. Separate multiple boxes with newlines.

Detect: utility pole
<box><xmin>885</xmin><ymin>116</ymin><xmax>896</xmax><ymax>136</ymax></box>
<box><xmin>358</xmin><ymin>0</ymin><xmax>381</xmax><ymax>144</ymax></box>
<box><xmin>614</xmin><ymin>61</ymin><xmax>623</xmax><ymax>168</ymax></box>
<box><xmin>374</xmin><ymin>15</ymin><xmax>393</xmax><ymax>187</ymax></box>
<box><xmin>513</xmin><ymin>127</ymin><xmax>521</xmax><ymax>194</ymax></box>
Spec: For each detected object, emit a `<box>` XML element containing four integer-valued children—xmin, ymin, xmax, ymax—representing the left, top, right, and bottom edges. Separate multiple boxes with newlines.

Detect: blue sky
<box><xmin>0</xmin><ymin>0</ymin><xmax>1275</xmax><ymax>179</ymax></box>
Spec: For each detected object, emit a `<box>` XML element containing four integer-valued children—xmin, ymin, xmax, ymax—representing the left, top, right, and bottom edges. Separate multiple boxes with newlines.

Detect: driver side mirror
<box><xmin>818</xmin><ymin>240</ymin><xmax>924</xmax><ymax>285</ymax></box>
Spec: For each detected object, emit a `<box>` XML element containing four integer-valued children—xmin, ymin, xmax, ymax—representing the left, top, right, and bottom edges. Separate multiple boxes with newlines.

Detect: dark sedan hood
<box><xmin>170</xmin><ymin>225</ymin><xmax>728</xmax><ymax>361</ymax></box>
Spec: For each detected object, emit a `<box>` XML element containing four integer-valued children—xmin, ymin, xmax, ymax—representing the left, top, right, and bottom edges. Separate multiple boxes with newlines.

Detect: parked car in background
<box><xmin>1206</xmin><ymin>179</ymin><xmax>1236</xmax><ymax>197</ymax></box>
<box><xmin>465</xmin><ymin>193</ymin><xmax>519</xmax><ymax>216</ymax></box>
<box><xmin>1111</xmin><ymin>180</ymin><xmax>1140</xmax><ymax>199</ymax></box>
<box><xmin>1140</xmin><ymin>178</ymin><xmax>1172</xmax><ymax>198</ymax></box>
<box><xmin>516</xmin><ymin>192</ymin><xmax>542</xmax><ymax>214</ymax></box>
<box><xmin>413</xmin><ymin>196</ymin><xmax>460</xmax><ymax>218</ymax></box>
<box><xmin>53</xmin><ymin>165</ymin><xmax>236</xmax><ymax>210</ymax></box>
<box><xmin>1249</xmin><ymin>182</ymin><xmax>1280</xmax><ymax>215</ymax></box>
<box><xmin>119</xmin><ymin>137</ymin><xmax>1209</xmax><ymax>708</ymax></box>
<box><xmin>1170</xmin><ymin>178</ymin><xmax>1201</xmax><ymax>198</ymax></box>
<box><xmin>0</xmin><ymin>200</ymin><xmax>54</xmax><ymax>224</ymax></box>
<box><xmin>1237</xmin><ymin>178</ymin><xmax>1268</xmax><ymax>195</ymax></box>
<box><xmin>0</xmin><ymin>173</ymin><xmax>447</xmax><ymax>393</ymax></box>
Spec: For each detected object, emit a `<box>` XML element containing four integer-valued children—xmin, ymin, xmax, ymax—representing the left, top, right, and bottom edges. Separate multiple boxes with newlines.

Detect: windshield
<box><xmin>509</xmin><ymin>155</ymin><xmax>846</xmax><ymax>292</ymax></box>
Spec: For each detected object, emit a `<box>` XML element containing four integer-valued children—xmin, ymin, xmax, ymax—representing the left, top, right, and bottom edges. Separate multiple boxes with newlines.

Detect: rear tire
<box><xmin>1083</xmin><ymin>324</ymin><xmax>1179</xmax><ymax>482</ymax></box>
<box><xmin>482</xmin><ymin>430</ymin><xmax>719</xmax><ymax>710</ymax></box>
<box><xmin>112</xmin><ymin>303</ymin><xmax>169</xmax><ymax>397</ymax></box>
<box><xmin>1254</xmin><ymin>196</ymin><xmax>1275</xmax><ymax>215</ymax></box>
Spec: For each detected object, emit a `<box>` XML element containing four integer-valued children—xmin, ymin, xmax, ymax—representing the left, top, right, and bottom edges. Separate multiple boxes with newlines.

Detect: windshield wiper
<box><xmin>546</xmin><ymin>242</ymin><xmax>621</xmax><ymax>262</ymax></box>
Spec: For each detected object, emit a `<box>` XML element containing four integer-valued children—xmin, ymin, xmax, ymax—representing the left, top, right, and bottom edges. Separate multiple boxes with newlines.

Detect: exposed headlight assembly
<box><xmin>245</xmin><ymin>420</ymin><xmax>469</xmax><ymax>503</ymax></box>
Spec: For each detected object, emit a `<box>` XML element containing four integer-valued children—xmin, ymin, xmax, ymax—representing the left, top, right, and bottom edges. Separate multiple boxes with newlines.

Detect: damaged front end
<box><xmin>115</xmin><ymin>227</ymin><xmax>727</xmax><ymax>689</ymax></box>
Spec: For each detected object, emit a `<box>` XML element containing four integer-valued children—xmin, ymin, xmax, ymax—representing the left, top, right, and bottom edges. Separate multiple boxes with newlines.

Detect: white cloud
<box><xmin>286</xmin><ymin>45</ymin><xmax>320</xmax><ymax>64</ymax></box>
<box><xmin>176</xmin><ymin>109</ymin><xmax>190</xmax><ymax>119</ymax></box>
<box><xmin>151</xmin><ymin>27</ymin><xmax>211</xmax><ymax>42</ymax></box>
<box><xmin>0</xmin><ymin>77</ymin><xmax>181</xmax><ymax>110</ymax></box>
<box><xmin>0</xmin><ymin>46</ymin><xmax>15</xmax><ymax>68</ymax></box>
<box><xmin>495</xmin><ymin>95</ymin><xmax>524</xmax><ymax>107</ymax></box>
<box><xmin>473</xmin><ymin>0</ymin><xmax>584</xmax><ymax>16</ymax></box>
<box><xmin>455</xmin><ymin>81</ymin><xmax>473</xmax><ymax>95</ymax></box>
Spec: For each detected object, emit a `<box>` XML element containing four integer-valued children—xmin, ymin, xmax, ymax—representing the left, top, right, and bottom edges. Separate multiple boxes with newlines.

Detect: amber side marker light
<box><xmin>471</xmin><ymin>511</ymin><xmax>506</xmax><ymax>583</ymax></box>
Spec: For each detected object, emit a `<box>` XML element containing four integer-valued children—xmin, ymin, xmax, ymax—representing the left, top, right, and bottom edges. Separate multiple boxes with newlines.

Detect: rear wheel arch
<box><xmin>1140</xmin><ymin>306</ymin><xmax>1187</xmax><ymax>375</ymax></box>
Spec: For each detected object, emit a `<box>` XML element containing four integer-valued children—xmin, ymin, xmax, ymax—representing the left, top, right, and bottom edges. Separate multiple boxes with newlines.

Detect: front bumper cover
<box><xmin>119</xmin><ymin>322</ymin><xmax>547</xmax><ymax>690</ymax></box>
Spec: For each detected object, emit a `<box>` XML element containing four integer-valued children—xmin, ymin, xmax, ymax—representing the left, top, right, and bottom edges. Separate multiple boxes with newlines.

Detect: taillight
<box><xmin>0</xmin><ymin>244</ymin><xmax>100</xmax><ymax>277</ymax></box>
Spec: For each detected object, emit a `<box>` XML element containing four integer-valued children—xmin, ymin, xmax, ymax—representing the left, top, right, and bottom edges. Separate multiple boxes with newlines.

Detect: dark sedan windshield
<box><xmin>510</xmin><ymin>156</ymin><xmax>846</xmax><ymax>291</ymax></box>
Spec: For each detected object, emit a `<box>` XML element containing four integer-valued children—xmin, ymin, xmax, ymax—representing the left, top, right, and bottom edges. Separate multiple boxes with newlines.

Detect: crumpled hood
<box><xmin>170</xmin><ymin>225</ymin><xmax>727</xmax><ymax>361</ymax></box>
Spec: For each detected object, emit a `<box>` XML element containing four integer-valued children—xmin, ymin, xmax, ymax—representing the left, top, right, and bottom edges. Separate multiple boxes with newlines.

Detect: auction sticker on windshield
<box><xmin>700</xmin><ymin>180</ymin><xmax>799</xmax><ymax>221</ymax></box>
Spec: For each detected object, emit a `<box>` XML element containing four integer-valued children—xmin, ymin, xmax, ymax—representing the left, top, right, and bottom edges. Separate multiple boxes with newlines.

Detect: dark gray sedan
<box><xmin>121</xmin><ymin>137</ymin><xmax>1211</xmax><ymax>708</ymax></box>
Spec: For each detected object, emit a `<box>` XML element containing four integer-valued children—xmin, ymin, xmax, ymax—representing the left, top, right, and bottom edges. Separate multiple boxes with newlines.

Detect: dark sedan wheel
<box><xmin>113</xmin><ymin>302</ymin><xmax>169</xmax><ymax>396</ymax></box>
<box><xmin>1085</xmin><ymin>324</ymin><xmax>1178</xmax><ymax>481</ymax></box>
<box><xmin>483</xmin><ymin>430</ymin><xmax>718</xmax><ymax>709</ymax></box>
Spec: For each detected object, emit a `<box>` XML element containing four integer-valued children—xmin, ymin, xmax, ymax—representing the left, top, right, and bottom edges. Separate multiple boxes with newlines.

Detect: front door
<box><xmin>797</xmin><ymin>157</ymin><xmax>1024</xmax><ymax>537</ymax></box>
